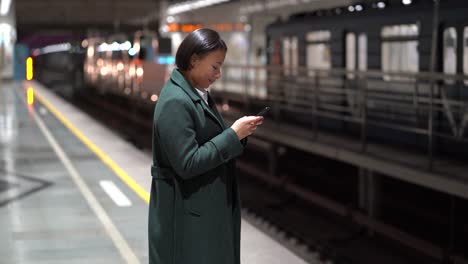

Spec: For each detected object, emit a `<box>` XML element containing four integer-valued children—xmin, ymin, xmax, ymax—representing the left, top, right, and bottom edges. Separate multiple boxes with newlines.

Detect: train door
<box><xmin>345</xmin><ymin>32</ymin><xmax>367</xmax><ymax>116</ymax></box>
<box><xmin>345</xmin><ymin>32</ymin><xmax>367</xmax><ymax>78</ymax></box>
<box><xmin>306</xmin><ymin>30</ymin><xmax>331</xmax><ymax>76</ymax></box>
<box><xmin>267</xmin><ymin>38</ymin><xmax>282</xmax><ymax>100</ymax></box>
<box><xmin>443</xmin><ymin>27</ymin><xmax>457</xmax><ymax>84</ymax></box>
<box><xmin>282</xmin><ymin>36</ymin><xmax>298</xmax><ymax>76</ymax></box>
<box><xmin>441</xmin><ymin>26</ymin><xmax>466</xmax><ymax>139</ymax></box>
<box><xmin>282</xmin><ymin>36</ymin><xmax>299</xmax><ymax>106</ymax></box>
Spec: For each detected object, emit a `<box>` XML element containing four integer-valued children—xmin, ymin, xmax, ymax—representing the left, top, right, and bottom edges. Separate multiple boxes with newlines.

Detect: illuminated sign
<box><xmin>26</xmin><ymin>57</ymin><xmax>33</xmax><ymax>80</ymax></box>
<box><xmin>165</xmin><ymin>23</ymin><xmax>247</xmax><ymax>32</ymax></box>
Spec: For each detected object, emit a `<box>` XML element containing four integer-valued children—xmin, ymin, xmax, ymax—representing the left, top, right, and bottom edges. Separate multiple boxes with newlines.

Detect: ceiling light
<box><xmin>402</xmin><ymin>0</ymin><xmax>412</xmax><ymax>5</ymax></box>
<box><xmin>168</xmin><ymin>0</ymin><xmax>231</xmax><ymax>15</ymax></box>
<box><xmin>0</xmin><ymin>0</ymin><xmax>12</xmax><ymax>15</ymax></box>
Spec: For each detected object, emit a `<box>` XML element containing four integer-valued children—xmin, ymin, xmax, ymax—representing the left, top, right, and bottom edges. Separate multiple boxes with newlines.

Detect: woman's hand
<box><xmin>231</xmin><ymin>116</ymin><xmax>264</xmax><ymax>140</ymax></box>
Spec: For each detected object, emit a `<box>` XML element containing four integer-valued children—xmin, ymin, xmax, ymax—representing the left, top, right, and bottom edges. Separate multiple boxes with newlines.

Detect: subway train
<box><xmin>258</xmin><ymin>0</ymin><xmax>468</xmax><ymax>156</ymax></box>
<box><xmin>33</xmin><ymin>30</ymin><xmax>173</xmax><ymax>103</ymax></box>
<box><xmin>83</xmin><ymin>31</ymin><xmax>173</xmax><ymax>105</ymax></box>
<box><xmin>33</xmin><ymin>41</ymin><xmax>86</xmax><ymax>99</ymax></box>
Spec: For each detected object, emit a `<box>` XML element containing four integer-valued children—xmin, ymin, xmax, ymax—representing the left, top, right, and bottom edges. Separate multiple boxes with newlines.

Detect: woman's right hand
<box><xmin>231</xmin><ymin>116</ymin><xmax>264</xmax><ymax>140</ymax></box>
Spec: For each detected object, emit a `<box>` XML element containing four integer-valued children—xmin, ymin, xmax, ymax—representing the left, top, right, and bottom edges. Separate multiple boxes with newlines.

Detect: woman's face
<box><xmin>188</xmin><ymin>49</ymin><xmax>226</xmax><ymax>89</ymax></box>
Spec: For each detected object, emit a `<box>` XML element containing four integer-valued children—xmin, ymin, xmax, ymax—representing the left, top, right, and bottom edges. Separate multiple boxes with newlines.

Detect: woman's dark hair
<box><xmin>175</xmin><ymin>28</ymin><xmax>227</xmax><ymax>71</ymax></box>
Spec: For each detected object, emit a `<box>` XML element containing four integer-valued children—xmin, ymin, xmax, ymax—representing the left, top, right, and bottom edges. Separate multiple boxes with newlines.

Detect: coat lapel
<box><xmin>170</xmin><ymin>69</ymin><xmax>225</xmax><ymax>129</ymax></box>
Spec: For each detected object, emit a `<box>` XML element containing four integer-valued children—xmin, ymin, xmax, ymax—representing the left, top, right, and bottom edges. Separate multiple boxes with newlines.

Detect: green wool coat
<box><xmin>149</xmin><ymin>69</ymin><xmax>246</xmax><ymax>264</ymax></box>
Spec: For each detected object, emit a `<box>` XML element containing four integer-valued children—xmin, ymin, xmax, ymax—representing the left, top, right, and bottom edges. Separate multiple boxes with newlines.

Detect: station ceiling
<box><xmin>15</xmin><ymin>0</ymin><xmax>161</xmax><ymax>33</ymax></box>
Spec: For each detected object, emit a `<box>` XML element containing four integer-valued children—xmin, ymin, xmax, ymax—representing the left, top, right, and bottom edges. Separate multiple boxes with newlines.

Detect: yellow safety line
<box><xmin>30</xmin><ymin>84</ymin><xmax>150</xmax><ymax>204</ymax></box>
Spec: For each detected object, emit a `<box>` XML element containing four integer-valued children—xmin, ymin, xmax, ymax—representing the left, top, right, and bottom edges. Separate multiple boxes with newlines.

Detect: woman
<box><xmin>149</xmin><ymin>28</ymin><xmax>263</xmax><ymax>264</ymax></box>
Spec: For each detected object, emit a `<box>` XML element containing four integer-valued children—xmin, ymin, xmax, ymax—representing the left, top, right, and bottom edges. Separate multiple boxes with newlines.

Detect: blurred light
<box><xmin>161</xmin><ymin>25</ymin><xmax>170</xmax><ymax>33</ymax></box>
<box><xmin>124</xmin><ymin>88</ymin><xmax>131</xmax><ymax>95</ymax></box>
<box><xmin>168</xmin><ymin>0</ymin><xmax>231</xmax><ymax>15</ymax></box>
<box><xmin>27</xmin><ymin>87</ymin><xmax>34</xmax><ymax>105</ymax></box>
<box><xmin>133</xmin><ymin>43</ymin><xmax>140</xmax><ymax>53</ymax></box>
<box><xmin>26</xmin><ymin>57</ymin><xmax>33</xmax><ymax>80</ymax></box>
<box><xmin>166</xmin><ymin>16</ymin><xmax>175</xmax><ymax>23</ymax></box>
<box><xmin>150</xmin><ymin>94</ymin><xmax>158</xmax><ymax>102</ymax></box>
<box><xmin>128</xmin><ymin>48</ymin><xmax>137</xmax><ymax>56</ymax></box>
<box><xmin>377</xmin><ymin>1</ymin><xmax>386</xmax><ymax>8</ymax></box>
<box><xmin>348</xmin><ymin>6</ymin><xmax>355</xmax><ymax>12</ymax></box>
<box><xmin>82</xmin><ymin>39</ymin><xmax>88</xmax><ymax>48</ymax></box>
<box><xmin>355</xmin><ymin>4</ymin><xmax>363</xmax><ymax>11</ymax></box>
<box><xmin>120</xmin><ymin>41</ymin><xmax>131</xmax><ymax>50</ymax></box>
<box><xmin>244</xmin><ymin>24</ymin><xmax>252</xmax><ymax>32</ymax></box>
<box><xmin>36</xmin><ymin>43</ymin><xmax>71</xmax><ymax>55</ymax></box>
<box><xmin>181</xmin><ymin>24</ymin><xmax>203</xmax><ymax>32</ymax></box>
<box><xmin>100</xmin><ymin>67</ymin><xmax>108</xmax><ymax>76</ymax></box>
<box><xmin>0</xmin><ymin>0</ymin><xmax>11</xmax><ymax>15</ymax></box>
<box><xmin>117</xmin><ymin>62</ymin><xmax>124</xmax><ymax>71</ymax></box>
<box><xmin>222</xmin><ymin>103</ymin><xmax>229</xmax><ymax>111</ymax></box>
<box><xmin>136</xmin><ymin>67</ymin><xmax>144</xmax><ymax>77</ymax></box>
<box><xmin>111</xmin><ymin>42</ymin><xmax>120</xmax><ymax>51</ymax></box>
<box><xmin>402</xmin><ymin>0</ymin><xmax>411</xmax><ymax>5</ymax></box>
<box><xmin>0</xmin><ymin>23</ymin><xmax>12</xmax><ymax>40</ymax></box>
<box><xmin>97</xmin><ymin>58</ymin><xmax>103</xmax><ymax>67</ymax></box>
<box><xmin>87</xmin><ymin>47</ymin><xmax>94</xmax><ymax>57</ymax></box>
<box><xmin>98</xmin><ymin>41</ymin><xmax>131</xmax><ymax>52</ymax></box>
<box><xmin>157</xmin><ymin>56</ymin><xmax>175</xmax><ymax>64</ymax></box>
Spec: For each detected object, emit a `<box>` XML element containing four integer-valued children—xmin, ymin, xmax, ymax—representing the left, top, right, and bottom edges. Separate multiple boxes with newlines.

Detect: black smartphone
<box><xmin>256</xmin><ymin>106</ymin><xmax>270</xmax><ymax>116</ymax></box>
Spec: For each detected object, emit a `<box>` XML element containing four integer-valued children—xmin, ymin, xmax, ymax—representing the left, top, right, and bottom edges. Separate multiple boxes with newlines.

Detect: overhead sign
<box><xmin>165</xmin><ymin>23</ymin><xmax>247</xmax><ymax>33</ymax></box>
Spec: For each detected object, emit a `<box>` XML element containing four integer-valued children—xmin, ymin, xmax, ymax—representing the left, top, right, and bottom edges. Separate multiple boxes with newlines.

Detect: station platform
<box><xmin>0</xmin><ymin>80</ymin><xmax>312</xmax><ymax>264</ymax></box>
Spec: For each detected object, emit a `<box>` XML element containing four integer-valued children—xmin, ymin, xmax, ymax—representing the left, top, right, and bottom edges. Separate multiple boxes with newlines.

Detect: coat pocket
<box><xmin>183</xmin><ymin>174</ymin><xmax>215</xmax><ymax>217</ymax></box>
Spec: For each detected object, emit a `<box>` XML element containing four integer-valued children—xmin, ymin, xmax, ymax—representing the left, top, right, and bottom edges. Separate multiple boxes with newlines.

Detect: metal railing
<box><xmin>214</xmin><ymin>64</ymin><xmax>468</xmax><ymax>168</ymax></box>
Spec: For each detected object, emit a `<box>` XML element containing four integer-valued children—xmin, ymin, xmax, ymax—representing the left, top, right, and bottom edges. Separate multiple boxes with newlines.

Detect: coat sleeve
<box><xmin>157</xmin><ymin>98</ymin><xmax>244</xmax><ymax>179</ymax></box>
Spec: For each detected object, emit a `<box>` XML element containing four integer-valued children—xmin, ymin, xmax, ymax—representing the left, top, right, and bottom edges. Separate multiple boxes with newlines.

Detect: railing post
<box><xmin>313</xmin><ymin>71</ymin><xmax>319</xmax><ymax>139</ymax></box>
<box><xmin>360</xmin><ymin>75</ymin><xmax>368</xmax><ymax>152</ymax></box>
<box><xmin>243</xmin><ymin>66</ymin><xmax>250</xmax><ymax>112</ymax></box>
<box><xmin>428</xmin><ymin>81</ymin><xmax>434</xmax><ymax>170</ymax></box>
<box><xmin>272</xmin><ymin>66</ymin><xmax>282</xmax><ymax>126</ymax></box>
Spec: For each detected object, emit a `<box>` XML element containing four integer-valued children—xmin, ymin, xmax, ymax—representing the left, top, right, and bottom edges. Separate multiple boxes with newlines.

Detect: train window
<box><xmin>381</xmin><ymin>24</ymin><xmax>419</xmax><ymax>81</ymax></box>
<box><xmin>306</xmin><ymin>31</ymin><xmax>331</xmax><ymax>42</ymax></box>
<box><xmin>464</xmin><ymin>27</ymin><xmax>468</xmax><ymax>85</ymax></box>
<box><xmin>306</xmin><ymin>30</ymin><xmax>331</xmax><ymax>76</ymax></box>
<box><xmin>346</xmin><ymin>33</ymin><xmax>356</xmax><ymax>79</ymax></box>
<box><xmin>443</xmin><ymin>27</ymin><xmax>457</xmax><ymax>84</ymax></box>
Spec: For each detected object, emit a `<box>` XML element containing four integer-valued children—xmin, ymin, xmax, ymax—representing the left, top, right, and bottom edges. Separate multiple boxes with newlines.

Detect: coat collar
<box><xmin>170</xmin><ymin>69</ymin><xmax>226</xmax><ymax>129</ymax></box>
<box><xmin>170</xmin><ymin>68</ymin><xmax>201</xmax><ymax>103</ymax></box>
